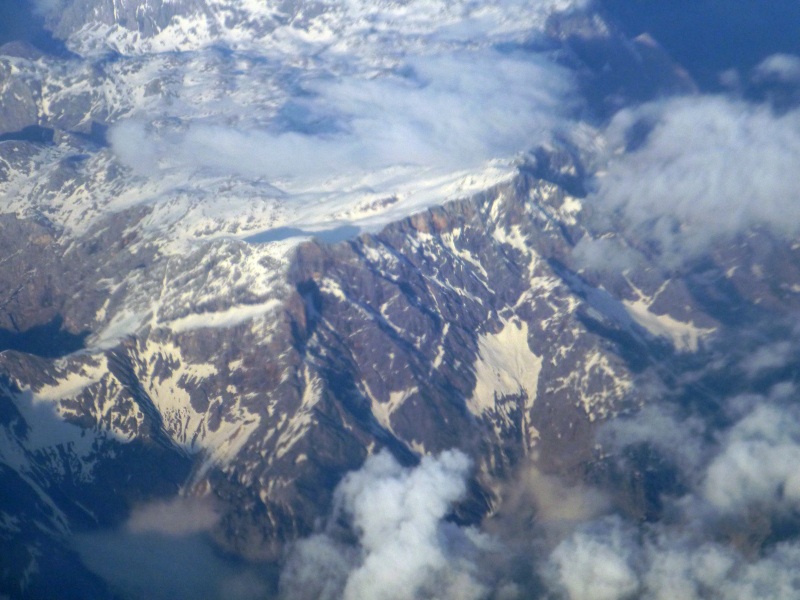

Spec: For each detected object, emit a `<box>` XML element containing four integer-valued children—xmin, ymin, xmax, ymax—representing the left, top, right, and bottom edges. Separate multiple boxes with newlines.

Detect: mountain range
<box><xmin>2</xmin><ymin>0</ymin><xmax>800</xmax><ymax>598</ymax></box>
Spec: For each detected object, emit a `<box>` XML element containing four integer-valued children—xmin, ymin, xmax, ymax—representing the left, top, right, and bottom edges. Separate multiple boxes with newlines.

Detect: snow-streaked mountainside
<box><xmin>4</xmin><ymin>0</ymin><xmax>800</xmax><ymax>598</ymax></box>
<box><xmin>45</xmin><ymin>0</ymin><xmax>585</xmax><ymax>56</ymax></box>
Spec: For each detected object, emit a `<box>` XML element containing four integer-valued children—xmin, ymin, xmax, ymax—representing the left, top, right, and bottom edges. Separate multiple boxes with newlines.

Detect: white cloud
<box><xmin>571</xmin><ymin>236</ymin><xmax>647</xmax><ymax>274</ymax></box>
<box><xmin>639</xmin><ymin>538</ymin><xmax>800</xmax><ymax>600</ymax></box>
<box><xmin>109</xmin><ymin>50</ymin><xmax>576</xmax><ymax>185</ymax></box>
<box><xmin>721</xmin><ymin>543</ymin><xmax>800</xmax><ymax>600</ymax></box>
<box><xmin>754</xmin><ymin>54</ymin><xmax>800</xmax><ymax>85</ymax></box>
<box><xmin>703</xmin><ymin>404</ymin><xmax>800</xmax><ymax>512</ymax></box>
<box><xmin>592</xmin><ymin>96</ymin><xmax>800</xmax><ymax>265</ymax></box>
<box><xmin>280</xmin><ymin>450</ymin><xmax>493</xmax><ymax>600</ymax></box>
<box><xmin>598</xmin><ymin>403</ymin><xmax>708</xmax><ymax>477</ymax></box>
<box><xmin>640</xmin><ymin>545</ymin><xmax>715</xmax><ymax>600</ymax></box>
<box><xmin>30</xmin><ymin>0</ymin><xmax>65</xmax><ymax>17</ymax></box>
<box><xmin>278</xmin><ymin>533</ymin><xmax>355</xmax><ymax>600</ymax></box>
<box><xmin>741</xmin><ymin>340</ymin><xmax>794</xmax><ymax>378</ymax></box>
<box><xmin>569</xmin><ymin>363</ymin><xmax>800</xmax><ymax>600</ymax></box>
<box><xmin>547</xmin><ymin>517</ymin><xmax>640</xmax><ymax>600</ymax></box>
<box><xmin>545</xmin><ymin>518</ymin><xmax>800</xmax><ymax>600</ymax></box>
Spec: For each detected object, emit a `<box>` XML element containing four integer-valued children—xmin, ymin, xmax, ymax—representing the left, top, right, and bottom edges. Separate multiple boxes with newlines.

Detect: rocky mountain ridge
<box><xmin>7</xmin><ymin>142</ymin><xmax>795</xmax><ymax>595</ymax></box>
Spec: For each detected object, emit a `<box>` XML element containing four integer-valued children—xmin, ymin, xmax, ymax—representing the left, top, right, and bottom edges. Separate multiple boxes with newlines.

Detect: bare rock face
<box><xmin>0</xmin><ymin>159</ymin><xmax>624</xmax><ymax>582</ymax></box>
<box><xmin>3</xmin><ymin>131</ymin><xmax>800</xmax><ymax>594</ymax></box>
<box><xmin>0</xmin><ymin>64</ymin><xmax>41</xmax><ymax>136</ymax></box>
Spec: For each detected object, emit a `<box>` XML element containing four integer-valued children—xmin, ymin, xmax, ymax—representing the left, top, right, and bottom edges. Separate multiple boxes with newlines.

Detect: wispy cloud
<box><xmin>109</xmin><ymin>50</ymin><xmax>577</xmax><ymax>186</ymax></box>
<box><xmin>75</xmin><ymin>497</ymin><xmax>272</xmax><ymax>600</ymax></box>
<box><xmin>588</xmin><ymin>95</ymin><xmax>800</xmax><ymax>266</ymax></box>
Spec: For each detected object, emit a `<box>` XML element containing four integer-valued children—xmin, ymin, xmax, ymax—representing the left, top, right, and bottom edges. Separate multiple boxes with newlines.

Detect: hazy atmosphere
<box><xmin>2</xmin><ymin>0</ymin><xmax>800</xmax><ymax>598</ymax></box>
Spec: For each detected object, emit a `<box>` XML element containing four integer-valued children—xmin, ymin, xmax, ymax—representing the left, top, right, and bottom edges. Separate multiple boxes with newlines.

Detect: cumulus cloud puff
<box><xmin>591</xmin><ymin>95</ymin><xmax>800</xmax><ymax>265</ymax></box>
<box><xmin>280</xmin><ymin>449</ymin><xmax>494</xmax><ymax>600</ymax></box>
<box><xmin>109</xmin><ymin>50</ymin><xmax>576</xmax><ymax>184</ymax></box>
<box><xmin>541</xmin><ymin>308</ymin><xmax>800</xmax><ymax>600</ymax></box>
<box><xmin>703</xmin><ymin>403</ymin><xmax>800</xmax><ymax>512</ymax></box>
<box><xmin>546</xmin><ymin>519</ymin><xmax>800</xmax><ymax>600</ymax></box>
<box><xmin>547</xmin><ymin>516</ymin><xmax>640</xmax><ymax>600</ymax></box>
<box><xmin>754</xmin><ymin>53</ymin><xmax>800</xmax><ymax>85</ymax></box>
<box><xmin>290</xmin><ymin>368</ymin><xmax>800</xmax><ymax>600</ymax></box>
<box><xmin>555</xmin><ymin>368</ymin><xmax>800</xmax><ymax>600</ymax></box>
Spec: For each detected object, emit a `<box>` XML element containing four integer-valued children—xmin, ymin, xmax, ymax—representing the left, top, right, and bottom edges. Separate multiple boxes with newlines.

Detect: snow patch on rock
<box><xmin>468</xmin><ymin>318</ymin><xmax>542</xmax><ymax>415</ymax></box>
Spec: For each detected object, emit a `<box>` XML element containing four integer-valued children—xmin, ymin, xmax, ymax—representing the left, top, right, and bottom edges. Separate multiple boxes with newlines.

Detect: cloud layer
<box><xmin>109</xmin><ymin>50</ymin><xmax>576</xmax><ymax>186</ymax></box>
<box><xmin>589</xmin><ymin>94</ymin><xmax>800</xmax><ymax>265</ymax></box>
<box><xmin>75</xmin><ymin>497</ymin><xmax>272</xmax><ymax>600</ymax></box>
<box><xmin>544</xmin><ymin>338</ymin><xmax>800</xmax><ymax>600</ymax></box>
